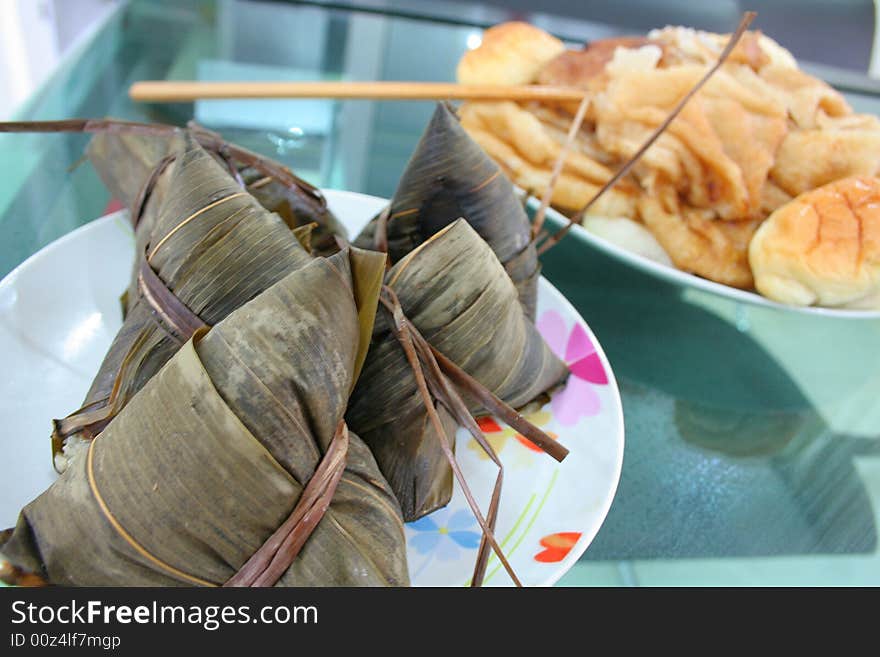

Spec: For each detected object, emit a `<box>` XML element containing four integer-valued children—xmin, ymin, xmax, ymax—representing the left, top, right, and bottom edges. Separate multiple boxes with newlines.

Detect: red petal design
<box><xmin>515</xmin><ymin>433</ymin><xmax>558</xmax><ymax>453</ymax></box>
<box><xmin>534</xmin><ymin>532</ymin><xmax>583</xmax><ymax>562</ymax></box>
<box><xmin>477</xmin><ymin>416</ymin><xmax>503</xmax><ymax>433</ymax></box>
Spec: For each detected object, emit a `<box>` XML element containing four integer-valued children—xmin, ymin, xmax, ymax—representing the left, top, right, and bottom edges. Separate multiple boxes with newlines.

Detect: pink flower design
<box><xmin>536</xmin><ymin>310</ymin><xmax>607</xmax><ymax>426</ymax></box>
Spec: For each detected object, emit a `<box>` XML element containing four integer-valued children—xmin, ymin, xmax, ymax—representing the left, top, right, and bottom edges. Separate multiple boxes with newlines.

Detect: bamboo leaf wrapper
<box><xmin>3</xmin><ymin>253</ymin><xmax>408</xmax><ymax>586</ymax></box>
<box><xmin>354</xmin><ymin>103</ymin><xmax>541</xmax><ymax>319</ymax></box>
<box><xmin>55</xmin><ymin>136</ymin><xmax>316</xmax><ymax>463</ymax></box>
<box><xmin>347</xmin><ymin>220</ymin><xmax>567</xmax><ymax>520</ymax></box>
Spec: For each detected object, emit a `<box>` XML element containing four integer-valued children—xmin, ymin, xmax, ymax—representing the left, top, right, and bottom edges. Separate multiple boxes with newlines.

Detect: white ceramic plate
<box><xmin>0</xmin><ymin>189</ymin><xmax>624</xmax><ymax>587</ymax></box>
<box><xmin>539</xmin><ymin>204</ymin><xmax>880</xmax><ymax>320</ymax></box>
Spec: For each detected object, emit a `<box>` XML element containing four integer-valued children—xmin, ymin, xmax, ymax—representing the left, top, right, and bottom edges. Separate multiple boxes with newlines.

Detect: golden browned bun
<box><xmin>537</xmin><ymin>36</ymin><xmax>655</xmax><ymax>89</ymax></box>
<box><xmin>456</xmin><ymin>22</ymin><xmax>565</xmax><ymax>86</ymax></box>
<box><xmin>536</xmin><ymin>36</ymin><xmax>660</xmax><ymax>114</ymax></box>
<box><xmin>749</xmin><ymin>176</ymin><xmax>880</xmax><ymax>308</ymax></box>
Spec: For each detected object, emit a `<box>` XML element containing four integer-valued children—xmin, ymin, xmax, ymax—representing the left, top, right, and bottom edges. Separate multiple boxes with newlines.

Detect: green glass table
<box><xmin>2</xmin><ymin>0</ymin><xmax>879</xmax><ymax>586</ymax></box>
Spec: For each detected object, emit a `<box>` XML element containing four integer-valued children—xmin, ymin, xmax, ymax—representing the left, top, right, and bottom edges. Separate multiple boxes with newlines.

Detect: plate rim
<box><xmin>525</xmin><ymin>255</ymin><xmax>625</xmax><ymax>586</ymax></box>
<box><xmin>0</xmin><ymin>189</ymin><xmax>625</xmax><ymax>587</ymax></box>
<box><xmin>0</xmin><ymin>208</ymin><xmax>132</xmax><ymax>291</ymax></box>
<box><xmin>537</xmin><ymin>201</ymin><xmax>880</xmax><ymax>320</ymax></box>
<box><xmin>324</xmin><ymin>189</ymin><xmax>626</xmax><ymax>586</ymax></box>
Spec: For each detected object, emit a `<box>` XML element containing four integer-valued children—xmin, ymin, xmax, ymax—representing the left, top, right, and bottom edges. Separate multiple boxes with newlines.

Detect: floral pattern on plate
<box><xmin>0</xmin><ymin>191</ymin><xmax>624</xmax><ymax>588</ymax></box>
<box><xmin>534</xmin><ymin>532</ymin><xmax>583</xmax><ymax>563</ymax></box>
<box><xmin>399</xmin><ymin>290</ymin><xmax>623</xmax><ymax>587</ymax></box>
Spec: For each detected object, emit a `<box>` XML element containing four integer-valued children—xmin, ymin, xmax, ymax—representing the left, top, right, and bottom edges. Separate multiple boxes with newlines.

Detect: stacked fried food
<box><xmin>457</xmin><ymin>22</ymin><xmax>880</xmax><ymax>308</ymax></box>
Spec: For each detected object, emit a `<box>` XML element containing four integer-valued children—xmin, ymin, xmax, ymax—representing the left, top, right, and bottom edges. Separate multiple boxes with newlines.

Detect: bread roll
<box><xmin>457</xmin><ymin>22</ymin><xmax>565</xmax><ymax>86</ymax></box>
<box><xmin>749</xmin><ymin>176</ymin><xmax>880</xmax><ymax>309</ymax></box>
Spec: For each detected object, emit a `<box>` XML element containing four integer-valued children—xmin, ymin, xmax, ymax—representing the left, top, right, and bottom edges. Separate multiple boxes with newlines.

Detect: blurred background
<box><xmin>2</xmin><ymin>0</ymin><xmax>880</xmax><ymax>120</ymax></box>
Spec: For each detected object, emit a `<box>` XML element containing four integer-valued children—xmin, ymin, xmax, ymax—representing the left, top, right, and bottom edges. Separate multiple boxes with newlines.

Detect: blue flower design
<box><xmin>408</xmin><ymin>508</ymin><xmax>482</xmax><ymax>561</ymax></box>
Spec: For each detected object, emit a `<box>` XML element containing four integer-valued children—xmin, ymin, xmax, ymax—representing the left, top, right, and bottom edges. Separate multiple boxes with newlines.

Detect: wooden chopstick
<box><xmin>129</xmin><ymin>80</ymin><xmax>587</xmax><ymax>103</ymax></box>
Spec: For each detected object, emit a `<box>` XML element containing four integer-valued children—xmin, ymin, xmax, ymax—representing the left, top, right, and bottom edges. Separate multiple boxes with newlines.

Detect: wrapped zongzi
<box><xmin>53</xmin><ymin>135</ymin><xmax>319</xmax><ymax>466</ymax></box>
<box><xmin>2</xmin><ymin>250</ymin><xmax>409</xmax><ymax>586</ymax></box>
<box><xmin>347</xmin><ymin>220</ymin><xmax>568</xmax><ymax>521</ymax></box>
<box><xmin>354</xmin><ymin>103</ymin><xmax>541</xmax><ymax>319</ymax></box>
<box><xmin>86</xmin><ymin>123</ymin><xmax>347</xmax><ymax>256</ymax></box>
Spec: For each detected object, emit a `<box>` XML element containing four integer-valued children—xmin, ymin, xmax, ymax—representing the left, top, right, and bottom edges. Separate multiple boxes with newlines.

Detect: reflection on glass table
<box><xmin>541</xmin><ymin>228</ymin><xmax>880</xmax><ymax>585</ymax></box>
<box><xmin>0</xmin><ymin>0</ymin><xmax>878</xmax><ymax>586</ymax></box>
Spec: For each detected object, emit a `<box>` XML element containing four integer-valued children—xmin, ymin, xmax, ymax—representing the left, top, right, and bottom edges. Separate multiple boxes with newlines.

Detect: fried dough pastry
<box><xmin>749</xmin><ymin>176</ymin><xmax>880</xmax><ymax>309</ymax></box>
<box><xmin>647</xmin><ymin>26</ymin><xmax>791</xmax><ymax>70</ymax></box>
<box><xmin>771</xmin><ymin>114</ymin><xmax>880</xmax><ymax>197</ymax></box>
<box><xmin>640</xmin><ymin>186</ymin><xmax>760</xmax><ymax>288</ymax></box>
<box><xmin>593</xmin><ymin>60</ymin><xmax>788</xmax><ymax>222</ymax></box>
<box><xmin>757</xmin><ymin>65</ymin><xmax>850</xmax><ymax>129</ymax></box>
<box><xmin>459</xmin><ymin>101</ymin><xmax>638</xmax><ymax>216</ymax></box>
<box><xmin>456</xmin><ymin>22</ymin><xmax>880</xmax><ymax>300</ymax></box>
